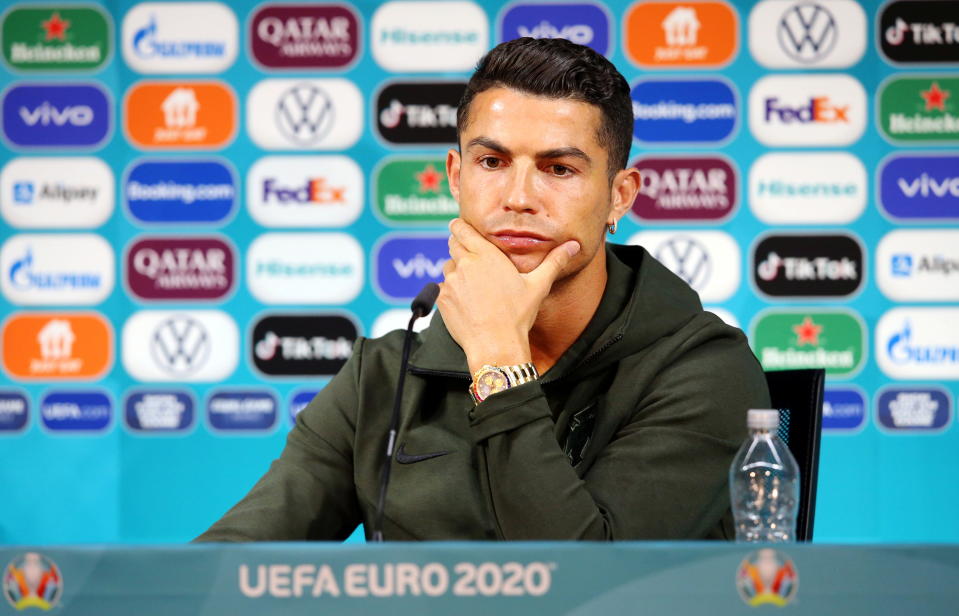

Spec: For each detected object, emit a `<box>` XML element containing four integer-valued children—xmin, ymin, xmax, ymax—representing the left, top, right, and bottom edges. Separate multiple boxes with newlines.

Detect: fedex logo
<box><xmin>749</xmin><ymin>75</ymin><xmax>866</xmax><ymax>146</ymax></box>
<box><xmin>261</xmin><ymin>177</ymin><xmax>345</xmax><ymax>205</ymax></box>
<box><xmin>764</xmin><ymin>97</ymin><xmax>849</xmax><ymax>123</ymax></box>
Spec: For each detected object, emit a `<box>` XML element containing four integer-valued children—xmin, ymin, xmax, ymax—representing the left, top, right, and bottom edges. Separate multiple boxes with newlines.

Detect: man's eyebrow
<box><xmin>465</xmin><ymin>139</ymin><xmax>591</xmax><ymax>165</ymax></box>
<box><xmin>465</xmin><ymin>136</ymin><xmax>509</xmax><ymax>153</ymax></box>
<box><xmin>538</xmin><ymin>147</ymin><xmax>591</xmax><ymax>164</ymax></box>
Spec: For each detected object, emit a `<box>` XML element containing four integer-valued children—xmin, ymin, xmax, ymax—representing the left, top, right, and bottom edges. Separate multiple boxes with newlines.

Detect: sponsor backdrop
<box><xmin>0</xmin><ymin>0</ymin><xmax>956</xmax><ymax>545</ymax></box>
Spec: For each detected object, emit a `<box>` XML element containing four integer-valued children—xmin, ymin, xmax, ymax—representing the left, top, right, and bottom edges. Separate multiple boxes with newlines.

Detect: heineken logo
<box><xmin>879</xmin><ymin>76</ymin><xmax>959</xmax><ymax>144</ymax></box>
<box><xmin>374</xmin><ymin>158</ymin><xmax>458</xmax><ymax>225</ymax></box>
<box><xmin>751</xmin><ymin>310</ymin><xmax>865</xmax><ymax>378</ymax></box>
<box><xmin>2</xmin><ymin>7</ymin><xmax>110</xmax><ymax>71</ymax></box>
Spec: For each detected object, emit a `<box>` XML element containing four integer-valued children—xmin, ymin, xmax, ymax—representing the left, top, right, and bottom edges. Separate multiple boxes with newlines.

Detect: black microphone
<box><xmin>371</xmin><ymin>282</ymin><xmax>439</xmax><ymax>542</ymax></box>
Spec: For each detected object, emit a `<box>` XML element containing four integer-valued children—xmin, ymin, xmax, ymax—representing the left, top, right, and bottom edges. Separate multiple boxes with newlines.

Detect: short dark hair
<box><xmin>456</xmin><ymin>37</ymin><xmax>633</xmax><ymax>180</ymax></box>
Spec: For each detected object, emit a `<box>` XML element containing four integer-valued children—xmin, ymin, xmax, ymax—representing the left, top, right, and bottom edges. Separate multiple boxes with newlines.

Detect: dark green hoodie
<box><xmin>196</xmin><ymin>244</ymin><xmax>770</xmax><ymax>542</ymax></box>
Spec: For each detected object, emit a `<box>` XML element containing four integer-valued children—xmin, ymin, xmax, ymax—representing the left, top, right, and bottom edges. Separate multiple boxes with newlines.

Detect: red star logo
<box><xmin>41</xmin><ymin>12</ymin><xmax>70</xmax><ymax>41</ymax></box>
<box><xmin>920</xmin><ymin>81</ymin><xmax>950</xmax><ymax>112</ymax></box>
<box><xmin>415</xmin><ymin>164</ymin><xmax>444</xmax><ymax>193</ymax></box>
<box><xmin>793</xmin><ymin>316</ymin><xmax>823</xmax><ymax>347</ymax></box>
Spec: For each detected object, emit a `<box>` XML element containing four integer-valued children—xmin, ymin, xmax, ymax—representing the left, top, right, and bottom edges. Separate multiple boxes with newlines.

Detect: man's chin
<box><xmin>504</xmin><ymin>251</ymin><xmax>545</xmax><ymax>274</ymax></box>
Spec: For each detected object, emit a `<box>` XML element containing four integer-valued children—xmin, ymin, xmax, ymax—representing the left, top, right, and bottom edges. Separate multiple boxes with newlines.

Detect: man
<box><xmin>197</xmin><ymin>38</ymin><xmax>769</xmax><ymax>542</ymax></box>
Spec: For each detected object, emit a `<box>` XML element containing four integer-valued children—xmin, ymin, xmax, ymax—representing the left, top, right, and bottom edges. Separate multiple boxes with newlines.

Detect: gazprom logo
<box><xmin>499</xmin><ymin>3</ymin><xmax>610</xmax><ymax>56</ymax></box>
<box><xmin>374</xmin><ymin>234</ymin><xmax>449</xmax><ymax>301</ymax></box>
<box><xmin>125</xmin><ymin>159</ymin><xmax>236</xmax><ymax>224</ymax></box>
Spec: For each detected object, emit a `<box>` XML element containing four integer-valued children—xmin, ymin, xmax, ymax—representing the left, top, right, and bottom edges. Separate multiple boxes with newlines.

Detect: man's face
<box><xmin>447</xmin><ymin>87</ymin><xmax>633</xmax><ymax>277</ymax></box>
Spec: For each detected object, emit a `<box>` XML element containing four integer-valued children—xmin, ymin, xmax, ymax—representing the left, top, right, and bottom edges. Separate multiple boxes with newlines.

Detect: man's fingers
<box><xmin>526</xmin><ymin>240</ymin><xmax>580</xmax><ymax>292</ymax></box>
<box><xmin>449</xmin><ymin>218</ymin><xmax>494</xmax><ymax>254</ymax></box>
<box><xmin>448</xmin><ymin>235</ymin><xmax>469</xmax><ymax>260</ymax></box>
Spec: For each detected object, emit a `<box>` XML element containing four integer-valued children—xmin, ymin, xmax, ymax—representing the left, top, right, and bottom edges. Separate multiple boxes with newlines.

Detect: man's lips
<box><xmin>489</xmin><ymin>230</ymin><xmax>552</xmax><ymax>253</ymax></box>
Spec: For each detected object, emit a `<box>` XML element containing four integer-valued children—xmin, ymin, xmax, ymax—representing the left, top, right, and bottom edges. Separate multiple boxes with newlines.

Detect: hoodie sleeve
<box><xmin>468</xmin><ymin>323</ymin><xmax>769</xmax><ymax>540</ymax></box>
<box><xmin>192</xmin><ymin>341</ymin><xmax>366</xmax><ymax>542</ymax></box>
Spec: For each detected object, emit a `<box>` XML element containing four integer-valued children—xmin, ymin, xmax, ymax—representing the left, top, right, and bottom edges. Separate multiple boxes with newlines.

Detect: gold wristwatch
<box><xmin>469</xmin><ymin>362</ymin><xmax>539</xmax><ymax>404</ymax></box>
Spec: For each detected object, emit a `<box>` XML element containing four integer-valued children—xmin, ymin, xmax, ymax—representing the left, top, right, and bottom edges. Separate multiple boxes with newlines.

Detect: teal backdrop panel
<box><xmin>0</xmin><ymin>0</ymin><xmax>957</xmax><ymax>544</ymax></box>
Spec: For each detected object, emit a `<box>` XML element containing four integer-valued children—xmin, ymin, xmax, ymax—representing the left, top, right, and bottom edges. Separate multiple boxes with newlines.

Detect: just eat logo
<box><xmin>764</xmin><ymin>96</ymin><xmax>849</xmax><ymax>124</ymax></box>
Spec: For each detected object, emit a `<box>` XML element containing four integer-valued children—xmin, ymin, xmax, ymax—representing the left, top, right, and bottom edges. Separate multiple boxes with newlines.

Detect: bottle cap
<box><xmin>747</xmin><ymin>409</ymin><xmax>780</xmax><ymax>430</ymax></box>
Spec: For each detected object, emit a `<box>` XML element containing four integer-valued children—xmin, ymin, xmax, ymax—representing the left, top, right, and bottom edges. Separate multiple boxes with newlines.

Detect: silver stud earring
<box><xmin>607</xmin><ymin>220</ymin><xmax>617</xmax><ymax>235</ymax></box>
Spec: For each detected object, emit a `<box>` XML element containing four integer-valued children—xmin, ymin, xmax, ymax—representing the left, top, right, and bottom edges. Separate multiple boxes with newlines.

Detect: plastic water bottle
<box><xmin>729</xmin><ymin>409</ymin><xmax>800</xmax><ymax>542</ymax></box>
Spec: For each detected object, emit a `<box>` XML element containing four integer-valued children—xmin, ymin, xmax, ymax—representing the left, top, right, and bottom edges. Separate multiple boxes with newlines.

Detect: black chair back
<box><xmin>763</xmin><ymin>368</ymin><xmax>825</xmax><ymax>542</ymax></box>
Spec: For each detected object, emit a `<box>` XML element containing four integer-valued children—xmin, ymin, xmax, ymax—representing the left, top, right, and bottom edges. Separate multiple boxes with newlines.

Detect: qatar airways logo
<box><xmin>126</xmin><ymin>237</ymin><xmax>235</xmax><ymax>301</ymax></box>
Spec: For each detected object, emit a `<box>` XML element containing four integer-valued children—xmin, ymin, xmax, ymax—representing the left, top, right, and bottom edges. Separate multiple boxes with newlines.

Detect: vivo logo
<box><xmin>19</xmin><ymin>102</ymin><xmax>93</xmax><ymax>127</ymax></box>
<box><xmin>519</xmin><ymin>21</ymin><xmax>593</xmax><ymax>44</ymax></box>
<box><xmin>375</xmin><ymin>235</ymin><xmax>448</xmax><ymax>300</ymax></box>
<box><xmin>393</xmin><ymin>253</ymin><xmax>445</xmax><ymax>278</ymax></box>
<box><xmin>899</xmin><ymin>173</ymin><xmax>959</xmax><ymax>198</ymax></box>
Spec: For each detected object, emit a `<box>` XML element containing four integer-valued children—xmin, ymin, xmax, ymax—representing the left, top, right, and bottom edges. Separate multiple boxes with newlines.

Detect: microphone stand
<box><xmin>371</xmin><ymin>282</ymin><xmax>439</xmax><ymax>542</ymax></box>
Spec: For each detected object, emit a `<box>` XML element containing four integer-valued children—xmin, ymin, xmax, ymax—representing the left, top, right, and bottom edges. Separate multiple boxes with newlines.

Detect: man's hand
<box><xmin>437</xmin><ymin>218</ymin><xmax>580</xmax><ymax>375</ymax></box>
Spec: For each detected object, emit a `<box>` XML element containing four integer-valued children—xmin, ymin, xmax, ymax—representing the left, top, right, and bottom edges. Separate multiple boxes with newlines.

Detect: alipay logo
<box><xmin>2</xmin><ymin>83</ymin><xmax>110</xmax><ymax>148</ymax></box>
<box><xmin>877</xmin><ymin>230</ymin><xmax>959</xmax><ymax>301</ymax></box>
<box><xmin>125</xmin><ymin>159</ymin><xmax>236</xmax><ymax>224</ymax></box>
<box><xmin>1</xmin><ymin>157</ymin><xmax>114</xmax><ymax>229</ymax></box>
<box><xmin>1</xmin><ymin>234</ymin><xmax>114</xmax><ymax>305</ymax></box>
<box><xmin>631</xmin><ymin>78</ymin><xmax>737</xmax><ymax>144</ymax></box>
<box><xmin>876</xmin><ymin>308</ymin><xmax>959</xmax><ymax>379</ymax></box>
<box><xmin>122</xmin><ymin>2</ymin><xmax>238</xmax><ymax>73</ymax></box>
<box><xmin>246</xmin><ymin>78</ymin><xmax>362</xmax><ymax>150</ymax></box>
<box><xmin>124</xmin><ymin>390</ymin><xmax>194</xmax><ymax>432</ymax></box>
<box><xmin>499</xmin><ymin>3</ymin><xmax>610</xmax><ymax>56</ymax></box>
<box><xmin>40</xmin><ymin>390</ymin><xmax>111</xmax><ymax>432</ymax></box>
<box><xmin>375</xmin><ymin>235</ymin><xmax>449</xmax><ymax>301</ymax></box>
<box><xmin>748</xmin><ymin>0</ymin><xmax>865</xmax><ymax>68</ymax></box>
<box><xmin>879</xmin><ymin>154</ymin><xmax>959</xmax><ymax>220</ymax></box>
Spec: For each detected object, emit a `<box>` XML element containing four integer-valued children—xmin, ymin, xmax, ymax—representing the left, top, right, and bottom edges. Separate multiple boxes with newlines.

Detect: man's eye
<box><xmin>479</xmin><ymin>157</ymin><xmax>501</xmax><ymax>169</ymax></box>
<box><xmin>550</xmin><ymin>164</ymin><xmax>572</xmax><ymax>176</ymax></box>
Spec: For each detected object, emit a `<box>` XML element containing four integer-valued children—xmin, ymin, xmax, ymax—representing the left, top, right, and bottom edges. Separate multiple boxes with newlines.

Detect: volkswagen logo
<box><xmin>151</xmin><ymin>315</ymin><xmax>211</xmax><ymax>375</ymax></box>
<box><xmin>275</xmin><ymin>82</ymin><xmax>335</xmax><ymax>145</ymax></box>
<box><xmin>655</xmin><ymin>236</ymin><xmax>711</xmax><ymax>291</ymax></box>
<box><xmin>777</xmin><ymin>2</ymin><xmax>837</xmax><ymax>64</ymax></box>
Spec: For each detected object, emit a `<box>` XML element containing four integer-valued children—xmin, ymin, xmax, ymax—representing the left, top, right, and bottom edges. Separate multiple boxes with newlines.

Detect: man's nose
<box><xmin>503</xmin><ymin>163</ymin><xmax>538</xmax><ymax>213</ymax></box>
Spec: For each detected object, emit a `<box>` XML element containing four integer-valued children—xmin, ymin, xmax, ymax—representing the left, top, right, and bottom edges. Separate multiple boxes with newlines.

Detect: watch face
<box><xmin>475</xmin><ymin>368</ymin><xmax>508</xmax><ymax>400</ymax></box>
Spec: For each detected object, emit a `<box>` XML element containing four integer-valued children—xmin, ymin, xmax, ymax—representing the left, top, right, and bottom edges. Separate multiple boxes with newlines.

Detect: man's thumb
<box><xmin>529</xmin><ymin>240</ymin><xmax>580</xmax><ymax>290</ymax></box>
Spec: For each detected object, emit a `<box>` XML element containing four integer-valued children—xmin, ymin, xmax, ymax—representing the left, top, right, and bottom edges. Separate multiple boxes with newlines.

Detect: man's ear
<box><xmin>608</xmin><ymin>167</ymin><xmax>641</xmax><ymax>225</ymax></box>
<box><xmin>446</xmin><ymin>148</ymin><xmax>462</xmax><ymax>203</ymax></box>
